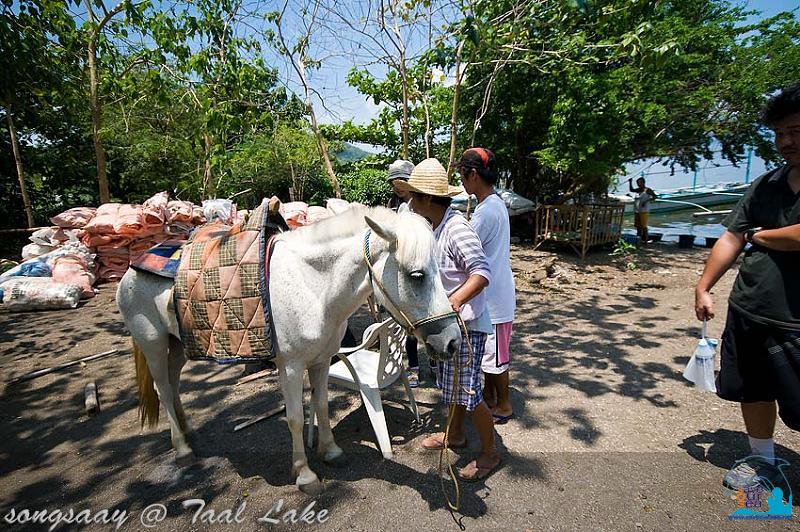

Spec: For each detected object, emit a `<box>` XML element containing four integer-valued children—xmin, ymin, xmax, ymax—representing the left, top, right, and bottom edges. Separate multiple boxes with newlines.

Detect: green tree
<box><xmin>115</xmin><ymin>0</ymin><xmax>304</xmax><ymax>200</ymax></box>
<box><xmin>454</xmin><ymin>0</ymin><xmax>800</xmax><ymax>201</ymax></box>
<box><xmin>0</xmin><ymin>0</ymin><xmax>82</xmax><ymax>226</ymax></box>
<box><xmin>228</xmin><ymin>122</ymin><xmax>327</xmax><ymax>204</ymax></box>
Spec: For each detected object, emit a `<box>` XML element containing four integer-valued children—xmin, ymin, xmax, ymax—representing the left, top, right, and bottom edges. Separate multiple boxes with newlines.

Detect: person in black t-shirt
<box><xmin>695</xmin><ymin>84</ymin><xmax>800</xmax><ymax>491</ymax></box>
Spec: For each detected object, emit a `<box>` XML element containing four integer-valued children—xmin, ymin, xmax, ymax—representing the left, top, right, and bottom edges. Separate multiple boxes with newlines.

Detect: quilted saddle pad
<box><xmin>173</xmin><ymin>199</ymin><xmax>283</xmax><ymax>364</ymax></box>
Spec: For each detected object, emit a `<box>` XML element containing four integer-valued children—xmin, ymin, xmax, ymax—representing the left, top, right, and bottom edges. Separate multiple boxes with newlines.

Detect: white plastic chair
<box><xmin>307</xmin><ymin>317</ymin><xmax>419</xmax><ymax>458</ymax></box>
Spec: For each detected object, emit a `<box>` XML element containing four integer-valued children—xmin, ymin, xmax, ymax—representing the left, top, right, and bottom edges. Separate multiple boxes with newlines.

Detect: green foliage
<box><xmin>451</xmin><ymin>0</ymin><xmax>800</xmax><ymax>201</ymax></box>
<box><xmin>227</xmin><ymin>123</ymin><xmax>326</xmax><ymax>205</ymax></box>
<box><xmin>340</xmin><ymin>59</ymin><xmax>455</xmax><ymax>163</ymax></box>
<box><xmin>0</xmin><ymin>0</ymin><xmax>90</xmax><ymax>227</ymax></box>
<box><xmin>611</xmin><ymin>238</ymin><xmax>638</xmax><ymax>270</ymax></box>
<box><xmin>2</xmin><ymin>0</ymin><xmax>800</xmax><ymax>230</ymax></box>
<box><xmin>337</xmin><ymin>169</ymin><xmax>392</xmax><ymax>206</ymax></box>
<box><xmin>134</xmin><ymin>0</ymin><xmax>305</xmax><ymax>199</ymax></box>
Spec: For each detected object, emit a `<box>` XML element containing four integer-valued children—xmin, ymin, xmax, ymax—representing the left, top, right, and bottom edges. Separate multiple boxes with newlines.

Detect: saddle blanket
<box><xmin>130</xmin><ymin>240</ymin><xmax>184</xmax><ymax>279</ymax></box>
<box><xmin>173</xmin><ymin>199</ymin><xmax>283</xmax><ymax>364</ymax></box>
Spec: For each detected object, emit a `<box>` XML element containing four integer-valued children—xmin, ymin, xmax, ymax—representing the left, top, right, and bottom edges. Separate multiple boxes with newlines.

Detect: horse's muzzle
<box><xmin>420</xmin><ymin>321</ymin><xmax>461</xmax><ymax>361</ymax></box>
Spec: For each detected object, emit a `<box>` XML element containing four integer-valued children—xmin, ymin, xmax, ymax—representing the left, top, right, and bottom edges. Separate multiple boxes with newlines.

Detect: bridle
<box><xmin>363</xmin><ymin>227</ymin><xmax>472</xmax><ymax>514</ymax></box>
<box><xmin>362</xmin><ymin>229</ymin><xmax>457</xmax><ymax>336</ymax></box>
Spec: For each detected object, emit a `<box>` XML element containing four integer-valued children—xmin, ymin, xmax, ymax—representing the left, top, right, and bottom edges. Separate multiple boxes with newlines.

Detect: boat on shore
<box><xmin>608</xmin><ymin>182</ymin><xmax>749</xmax><ymax>214</ymax></box>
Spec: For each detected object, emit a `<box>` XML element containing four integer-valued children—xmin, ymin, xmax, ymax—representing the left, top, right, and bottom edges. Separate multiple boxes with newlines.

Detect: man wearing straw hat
<box><xmin>394</xmin><ymin>158</ymin><xmax>502</xmax><ymax>481</ymax></box>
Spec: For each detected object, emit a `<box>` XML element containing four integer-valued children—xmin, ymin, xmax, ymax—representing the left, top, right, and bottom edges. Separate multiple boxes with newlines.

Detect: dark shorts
<box><xmin>717</xmin><ymin>306</ymin><xmax>800</xmax><ymax>430</ymax></box>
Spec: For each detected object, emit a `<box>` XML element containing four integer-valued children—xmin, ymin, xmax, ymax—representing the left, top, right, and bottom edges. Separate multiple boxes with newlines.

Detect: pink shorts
<box><xmin>481</xmin><ymin>322</ymin><xmax>512</xmax><ymax>374</ymax></box>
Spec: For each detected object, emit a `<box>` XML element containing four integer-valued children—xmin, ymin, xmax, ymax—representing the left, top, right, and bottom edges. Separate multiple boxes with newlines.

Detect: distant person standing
<box><xmin>387</xmin><ymin>159</ymin><xmax>415</xmax><ymax>213</ymax></box>
<box><xmin>628</xmin><ymin>177</ymin><xmax>657</xmax><ymax>243</ymax></box>
<box><xmin>457</xmin><ymin>147</ymin><xmax>516</xmax><ymax>424</ymax></box>
<box><xmin>694</xmin><ymin>84</ymin><xmax>800</xmax><ymax>491</ymax></box>
<box><xmin>385</xmin><ymin>159</ymin><xmax>421</xmax><ymax>386</ymax></box>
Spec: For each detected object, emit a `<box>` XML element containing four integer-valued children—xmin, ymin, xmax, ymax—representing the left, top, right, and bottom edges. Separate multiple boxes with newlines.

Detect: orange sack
<box><xmin>52</xmin><ymin>255</ymin><xmax>95</xmax><ymax>299</ymax></box>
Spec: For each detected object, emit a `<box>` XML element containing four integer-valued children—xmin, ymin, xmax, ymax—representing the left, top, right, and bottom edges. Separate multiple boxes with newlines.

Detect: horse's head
<box><xmin>364</xmin><ymin>212</ymin><xmax>461</xmax><ymax>361</ymax></box>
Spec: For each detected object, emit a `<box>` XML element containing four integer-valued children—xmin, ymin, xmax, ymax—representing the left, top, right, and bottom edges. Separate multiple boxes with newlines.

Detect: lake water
<box><xmin>621</xmin><ymin>201</ymin><xmax>740</xmax><ymax>243</ymax></box>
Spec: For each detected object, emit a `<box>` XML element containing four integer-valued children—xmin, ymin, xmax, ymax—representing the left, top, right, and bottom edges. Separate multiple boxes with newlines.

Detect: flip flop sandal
<box><xmin>421</xmin><ymin>435</ymin><xmax>468</xmax><ymax>451</ymax></box>
<box><xmin>458</xmin><ymin>458</ymin><xmax>501</xmax><ymax>482</ymax></box>
<box><xmin>492</xmin><ymin>413</ymin><xmax>514</xmax><ymax>425</ymax></box>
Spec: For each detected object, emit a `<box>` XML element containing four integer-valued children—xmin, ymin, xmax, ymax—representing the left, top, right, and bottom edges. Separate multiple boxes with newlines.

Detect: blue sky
<box><xmin>298</xmin><ymin>0</ymin><xmax>798</xmax><ymax>187</ymax></box>
<box><xmin>61</xmin><ymin>0</ymin><xmax>797</xmax><ymax>131</ymax></box>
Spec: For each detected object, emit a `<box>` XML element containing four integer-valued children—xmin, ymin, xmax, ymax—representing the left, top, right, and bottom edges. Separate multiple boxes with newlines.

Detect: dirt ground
<box><xmin>1</xmin><ymin>242</ymin><xmax>799</xmax><ymax>531</ymax></box>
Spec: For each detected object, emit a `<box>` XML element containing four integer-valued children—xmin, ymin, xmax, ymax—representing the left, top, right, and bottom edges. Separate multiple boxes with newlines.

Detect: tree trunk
<box><xmin>203</xmin><ymin>132</ymin><xmax>214</xmax><ymax>198</ymax></box>
<box><xmin>447</xmin><ymin>40</ymin><xmax>467</xmax><ymax>175</ymax></box>
<box><xmin>6</xmin><ymin>109</ymin><xmax>35</xmax><ymax>228</ymax></box>
<box><xmin>288</xmin><ymin>161</ymin><xmax>300</xmax><ymax>201</ymax></box>
<box><xmin>422</xmin><ymin>96</ymin><xmax>432</xmax><ymax>159</ymax></box>
<box><xmin>273</xmin><ymin>4</ymin><xmax>340</xmax><ymax>198</ymax></box>
<box><xmin>399</xmin><ymin>52</ymin><xmax>410</xmax><ymax>160</ymax></box>
<box><xmin>84</xmin><ymin>0</ymin><xmax>127</xmax><ymax>204</ymax></box>
<box><xmin>307</xmin><ymin>102</ymin><xmax>341</xmax><ymax>198</ymax></box>
<box><xmin>86</xmin><ymin>28</ymin><xmax>109</xmax><ymax>204</ymax></box>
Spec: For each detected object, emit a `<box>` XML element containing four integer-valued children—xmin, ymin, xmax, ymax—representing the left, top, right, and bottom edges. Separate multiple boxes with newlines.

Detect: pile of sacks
<box><xmin>0</xmin><ymin>191</ymin><xmax>211</xmax><ymax>310</ymax></box>
<box><xmin>52</xmin><ymin>192</ymin><xmax>221</xmax><ymax>282</ymax></box>
<box><xmin>0</xmin><ymin>193</ymin><xmax>367</xmax><ymax>311</ymax></box>
<box><xmin>0</xmin><ymin>235</ymin><xmax>97</xmax><ymax>310</ymax></box>
<box><xmin>75</xmin><ymin>192</ymin><xmax>184</xmax><ymax>282</ymax></box>
<box><xmin>279</xmin><ymin>198</ymin><xmax>360</xmax><ymax>229</ymax></box>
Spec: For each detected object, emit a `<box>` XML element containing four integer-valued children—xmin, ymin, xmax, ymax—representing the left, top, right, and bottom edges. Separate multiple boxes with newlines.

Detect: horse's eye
<box><xmin>410</xmin><ymin>270</ymin><xmax>425</xmax><ymax>279</ymax></box>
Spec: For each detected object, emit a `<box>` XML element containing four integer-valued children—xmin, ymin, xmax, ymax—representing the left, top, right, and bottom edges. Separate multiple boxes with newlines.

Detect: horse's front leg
<box><xmin>278</xmin><ymin>358</ymin><xmax>323</xmax><ymax>494</ymax></box>
<box><xmin>309</xmin><ymin>361</ymin><xmax>343</xmax><ymax>463</ymax></box>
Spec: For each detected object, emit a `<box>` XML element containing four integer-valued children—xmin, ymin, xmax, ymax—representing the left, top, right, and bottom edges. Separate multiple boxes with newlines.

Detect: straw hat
<box><xmin>393</xmin><ymin>158</ymin><xmax>463</xmax><ymax>197</ymax></box>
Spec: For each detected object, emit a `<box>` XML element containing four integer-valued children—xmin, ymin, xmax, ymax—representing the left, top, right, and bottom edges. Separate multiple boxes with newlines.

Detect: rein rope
<box><xmin>362</xmin><ymin>229</ymin><xmax>474</xmax><ymax>514</ymax></box>
<box><xmin>438</xmin><ymin>316</ymin><xmax>475</xmax><ymax>516</ymax></box>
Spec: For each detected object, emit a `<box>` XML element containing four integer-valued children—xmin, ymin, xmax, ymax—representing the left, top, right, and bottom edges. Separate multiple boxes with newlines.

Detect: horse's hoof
<box><xmin>295</xmin><ymin>467</ymin><xmax>323</xmax><ymax>495</ymax></box>
<box><xmin>175</xmin><ymin>451</ymin><xmax>196</xmax><ymax>468</ymax></box>
<box><xmin>297</xmin><ymin>477</ymin><xmax>324</xmax><ymax>496</ymax></box>
<box><xmin>320</xmin><ymin>445</ymin><xmax>344</xmax><ymax>465</ymax></box>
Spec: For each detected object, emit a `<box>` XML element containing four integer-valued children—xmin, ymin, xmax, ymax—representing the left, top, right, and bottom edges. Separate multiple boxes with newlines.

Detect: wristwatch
<box><xmin>744</xmin><ymin>227</ymin><xmax>763</xmax><ymax>244</ymax></box>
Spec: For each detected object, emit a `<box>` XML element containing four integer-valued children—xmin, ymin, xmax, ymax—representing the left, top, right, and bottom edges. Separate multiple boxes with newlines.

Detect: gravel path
<box><xmin>1</xmin><ymin>243</ymin><xmax>798</xmax><ymax>530</ymax></box>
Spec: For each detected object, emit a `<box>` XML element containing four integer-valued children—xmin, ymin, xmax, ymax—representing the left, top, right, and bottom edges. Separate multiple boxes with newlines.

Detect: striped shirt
<box><xmin>433</xmin><ymin>207</ymin><xmax>492</xmax><ymax>328</ymax></box>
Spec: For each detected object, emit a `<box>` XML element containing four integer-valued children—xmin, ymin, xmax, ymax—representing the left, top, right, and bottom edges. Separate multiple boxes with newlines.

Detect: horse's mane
<box><xmin>279</xmin><ymin>205</ymin><xmax>435</xmax><ymax>270</ymax></box>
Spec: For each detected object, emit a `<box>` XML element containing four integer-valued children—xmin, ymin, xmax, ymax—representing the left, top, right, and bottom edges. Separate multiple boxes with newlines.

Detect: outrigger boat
<box><xmin>608</xmin><ymin>182</ymin><xmax>749</xmax><ymax>215</ymax></box>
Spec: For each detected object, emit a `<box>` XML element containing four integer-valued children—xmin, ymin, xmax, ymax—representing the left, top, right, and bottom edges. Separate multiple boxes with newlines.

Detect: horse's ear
<box><xmin>365</xmin><ymin>216</ymin><xmax>397</xmax><ymax>244</ymax></box>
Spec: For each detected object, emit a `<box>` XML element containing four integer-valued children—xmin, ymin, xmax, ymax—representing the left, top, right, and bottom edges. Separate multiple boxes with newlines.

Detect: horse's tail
<box><xmin>133</xmin><ymin>341</ymin><xmax>160</xmax><ymax>428</ymax></box>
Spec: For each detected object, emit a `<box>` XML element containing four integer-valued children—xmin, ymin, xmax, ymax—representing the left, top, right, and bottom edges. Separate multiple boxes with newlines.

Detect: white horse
<box><xmin>117</xmin><ymin>206</ymin><xmax>461</xmax><ymax>493</ymax></box>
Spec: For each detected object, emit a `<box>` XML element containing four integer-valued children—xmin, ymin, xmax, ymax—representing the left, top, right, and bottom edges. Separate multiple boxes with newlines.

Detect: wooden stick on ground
<box><xmin>235</xmin><ymin>368</ymin><xmax>278</xmax><ymax>386</ymax></box>
<box><xmin>84</xmin><ymin>381</ymin><xmax>99</xmax><ymax>415</ymax></box>
<box><xmin>7</xmin><ymin>348</ymin><xmax>124</xmax><ymax>385</ymax></box>
<box><xmin>233</xmin><ymin>403</ymin><xmax>286</xmax><ymax>432</ymax></box>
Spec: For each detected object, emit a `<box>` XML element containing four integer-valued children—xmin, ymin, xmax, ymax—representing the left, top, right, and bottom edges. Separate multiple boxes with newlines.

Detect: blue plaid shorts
<box><xmin>437</xmin><ymin>330</ymin><xmax>487</xmax><ymax>412</ymax></box>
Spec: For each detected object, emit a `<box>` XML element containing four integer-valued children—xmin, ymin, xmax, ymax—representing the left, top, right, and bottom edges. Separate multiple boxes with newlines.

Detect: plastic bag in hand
<box><xmin>683</xmin><ymin>320</ymin><xmax>718</xmax><ymax>392</ymax></box>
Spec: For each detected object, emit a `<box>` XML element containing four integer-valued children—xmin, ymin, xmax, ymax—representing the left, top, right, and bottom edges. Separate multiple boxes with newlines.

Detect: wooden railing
<box><xmin>533</xmin><ymin>204</ymin><xmax>625</xmax><ymax>258</ymax></box>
